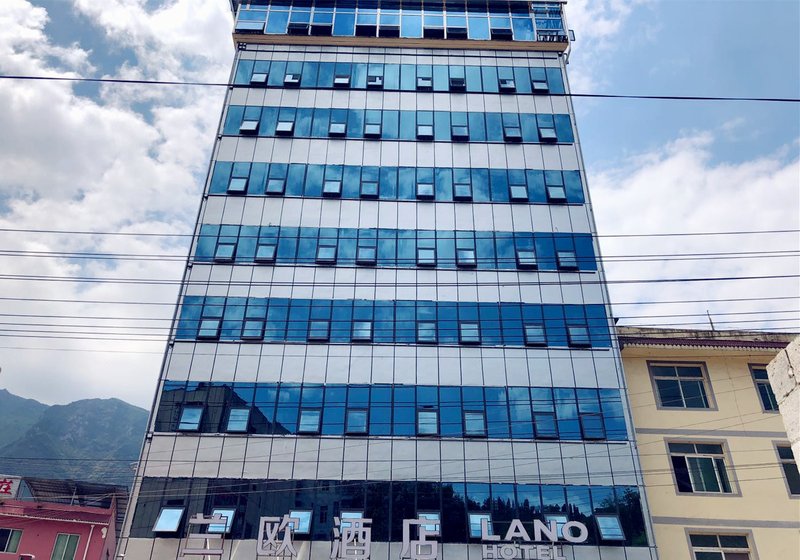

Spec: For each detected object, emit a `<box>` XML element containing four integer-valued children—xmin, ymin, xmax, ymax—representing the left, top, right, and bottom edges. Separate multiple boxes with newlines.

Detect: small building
<box><xmin>0</xmin><ymin>476</ymin><xmax>127</xmax><ymax>560</ymax></box>
<box><xmin>619</xmin><ymin>326</ymin><xmax>800</xmax><ymax>560</ymax></box>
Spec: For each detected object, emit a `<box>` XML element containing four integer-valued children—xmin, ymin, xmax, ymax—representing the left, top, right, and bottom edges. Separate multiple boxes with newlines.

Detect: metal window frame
<box><xmin>345</xmin><ymin>408</ymin><xmax>369</xmax><ymax>434</ymax></box>
<box><xmin>685</xmin><ymin>530</ymin><xmax>756</xmax><ymax>560</ymax></box>
<box><xmin>523</xmin><ymin>323</ymin><xmax>546</xmax><ymax>346</ymax></box>
<box><xmin>509</xmin><ymin>183</ymin><xmax>529</xmax><ymax>202</ymax></box>
<box><xmin>416</xmin><ymin>247</ymin><xmax>437</xmax><ymax>267</ymax></box>
<box><xmin>566</xmin><ymin>325</ymin><xmax>591</xmax><ymax>347</ymax></box>
<box><xmin>323</xmin><ymin>179</ymin><xmax>343</xmax><ymax>197</ymax></box>
<box><xmin>556</xmin><ymin>250</ymin><xmax>579</xmax><ymax>269</ymax></box>
<box><xmin>416</xmin><ymin>182</ymin><xmax>435</xmax><ymax>199</ymax></box>
<box><xmin>463</xmin><ymin>411</ymin><xmax>487</xmax><ymax>437</ymax></box>
<box><xmin>459</xmin><ymin>321</ymin><xmax>481</xmax><ymax>345</ymax></box>
<box><xmin>356</xmin><ymin>245</ymin><xmax>377</xmax><ymax>265</ymax></box>
<box><xmin>239</xmin><ymin>119</ymin><xmax>260</xmax><ymax>134</ymax></box>
<box><xmin>749</xmin><ymin>364</ymin><xmax>778</xmax><ymax>412</ymax></box>
<box><xmin>516</xmin><ymin>249</ymin><xmax>538</xmax><ymax>270</ymax></box>
<box><xmin>360</xmin><ymin>180</ymin><xmax>379</xmax><ymax>199</ymax></box>
<box><xmin>416</xmin><ymin>321</ymin><xmax>438</xmax><ymax>343</ymax></box>
<box><xmin>265</xmin><ymin>177</ymin><xmax>286</xmax><ymax>195</ymax></box>
<box><xmin>416</xmin><ymin>124</ymin><xmax>434</xmax><ymax>140</ymax></box>
<box><xmin>178</xmin><ymin>405</ymin><xmax>204</xmax><ymax>431</ymax></box>
<box><xmin>456</xmin><ymin>248</ymin><xmax>477</xmax><ymax>268</ymax></box>
<box><xmin>648</xmin><ymin>361</ymin><xmax>717</xmax><ymax>411</ymax></box>
<box><xmin>538</xmin><ymin>126</ymin><xmax>557</xmax><ymax>142</ymax></box>
<box><xmin>333</xmin><ymin>74</ymin><xmax>351</xmax><ymax>88</ymax></box>
<box><xmin>298</xmin><ymin>408</ymin><xmax>322</xmax><ymax>434</ymax></box>
<box><xmin>227</xmin><ymin>176</ymin><xmax>248</xmax><ymax>194</ymax></box>
<box><xmin>328</xmin><ymin>121</ymin><xmax>347</xmax><ymax>137</ymax></box>
<box><xmin>197</xmin><ymin>318</ymin><xmax>222</xmax><ymax>339</ymax></box>
<box><xmin>468</xmin><ymin>512</ymin><xmax>492</xmax><ymax>539</ymax></box>
<box><xmin>364</xmin><ymin>122</ymin><xmax>382</xmax><ymax>138</ymax></box>
<box><xmin>214</xmin><ymin>242</ymin><xmax>237</xmax><ymax>262</ymax></box>
<box><xmin>275</xmin><ymin>120</ymin><xmax>295</xmax><ymax>135</ymax></box>
<box><xmin>307</xmin><ymin>320</ymin><xmax>331</xmax><ymax>341</ymax></box>
<box><xmin>416</xmin><ymin>408</ymin><xmax>439</xmax><ymax>435</ymax></box>
<box><xmin>774</xmin><ymin>441</ymin><xmax>800</xmax><ymax>498</ymax></box>
<box><xmin>225</xmin><ymin>407</ymin><xmax>251</xmax><ymax>432</ymax></box>
<box><xmin>666</xmin><ymin>439</ymin><xmax>739</xmax><ymax>497</ymax></box>
<box><xmin>351</xmin><ymin>320</ymin><xmax>373</xmax><ymax>342</ymax></box>
<box><xmin>241</xmin><ymin>319</ymin><xmax>265</xmax><ymax>340</ymax></box>
<box><xmin>153</xmin><ymin>508</ymin><xmax>185</xmax><ymax>533</ymax></box>
<box><xmin>254</xmin><ymin>242</ymin><xmax>277</xmax><ymax>263</ymax></box>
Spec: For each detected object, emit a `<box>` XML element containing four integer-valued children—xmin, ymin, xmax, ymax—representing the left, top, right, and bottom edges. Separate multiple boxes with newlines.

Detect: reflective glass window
<box><xmin>567</xmin><ymin>325</ymin><xmax>591</xmax><ymax>347</ymax></box>
<box><xmin>469</xmin><ymin>513</ymin><xmax>492</xmax><ymax>538</ymax></box>
<box><xmin>178</xmin><ymin>406</ymin><xmax>203</xmax><ymax>431</ymax></box>
<box><xmin>153</xmin><ymin>507</ymin><xmax>184</xmax><ymax>532</ymax></box>
<box><xmin>208</xmin><ymin>508</ymin><xmax>236</xmax><ymax>534</ymax></box>
<box><xmin>352</xmin><ymin>320</ymin><xmax>373</xmax><ymax>342</ymax></box>
<box><xmin>346</xmin><ymin>409</ymin><xmax>368</xmax><ymax>434</ymax></box>
<box><xmin>227</xmin><ymin>176</ymin><xmax>248</xmax><ymax>194</ymax></box>
<box><xmin>308</xmin><ymin>320</ymin><xmax>330</xmax><ymax>341</ymax></box>
<box><xmin>417</xmin><ymin>409</ymin><xmax>439</xmax><ymax>435</ymax></box>
<box><xmin>459</xmin><ymin>322</ymin><xmax>480</xmax><ymax>345</ymax></box>
<box><xmin>417</xmin><ymin>321</ymin><xmax>438</xmax><ymax>343</ymax></box>
<box><xmin>288</xmin><ymin>510</ymin><xmax>312</xmax><ymax>534</ymax></box>
<box><xmin>464</xmin><ymin>411</ymin><xmax>486</xmax><ymax>436</ymax></box>
<box><xmin>298</xmin><ymin>409</ymin><xmax>321</xmax><ymax>433</ymax></box>
<box><xmin>226</xmin><ymin>407</ymin><xmax>250</xmax><ymax>432</ymax></box>
<box><xmin>651</xmin><ymin>364</ymin><xmax>711</xmax><ymax>409</ymax></box>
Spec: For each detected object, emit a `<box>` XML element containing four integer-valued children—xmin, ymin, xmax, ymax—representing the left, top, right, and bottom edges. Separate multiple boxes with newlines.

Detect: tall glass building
<box><xmin>120</xmin><ymin>1</ymin><xmax>658</xmax><ymax>559</ymax></box>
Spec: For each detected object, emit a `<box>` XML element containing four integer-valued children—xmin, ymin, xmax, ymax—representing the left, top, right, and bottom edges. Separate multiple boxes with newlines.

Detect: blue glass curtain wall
<box><xmin>176</xmin><ymin>296</ymin><xmax>612</xmax><ymax>348</ymax></box>
<box><xmin>234</xmin><ymin>59</ymin><xmax>566</xmax><ymax>95</ymax></box>
<box><xmin>195</xmin><ymin>224</ymin><xmax>598</xmax><ymax>272</ymax></box>
<box><xmin>223</xmin><ymin>105</ymin><xmax>575</xmax><ymax>143</ymax></box>
<box><xmin>156</xmin><ymin>381</ymin><xmax>627</xmax><ymax>441</ymax></box>
<box><xmin>210</xmin><ymin>162</ymin><xmax>585</xmax><ymax>204</ymax></box>
<box><xmin>130</xmin><ymin>477</ymin><xmax>647</xmax><ymax>546</ymax></box>
<box><xmin>234</xmin><ymin>1</ymin><xmax>567</xmax><ymax>43</ymax></box>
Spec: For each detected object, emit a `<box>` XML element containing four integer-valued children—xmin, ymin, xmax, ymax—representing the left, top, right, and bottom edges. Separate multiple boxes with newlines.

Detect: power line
<box><xmin>2</xmin><ymin>307</ymin><xmax>795</xmax><ymax>323</ymax></box>
<box><xmin>1</xmin><ymin>248</ymin><xmax>797</xmax><ymax>265</ymax></box>
<box><xmin>1</xmin><ymin>73</ymin><xmax>799</xmax><ymax>103</ymax></box>
<box><xmin>0</xmin><ymin>314</ymin><xmax>796</xmax><ymax>333</ymax></box>
<box><xmin>1</xmin><ymin>294</ymin><xmax>795</xmax><ymax>307</ymax></box>
<box><xmin>0</xmin><ymin>272</ymin><xmax>797</xmax><ymax>287</ymax></box>
<box><xmin>1</xmin><ymin>226</ymin><xmax>798</xmax><ymax>239</ymax></box>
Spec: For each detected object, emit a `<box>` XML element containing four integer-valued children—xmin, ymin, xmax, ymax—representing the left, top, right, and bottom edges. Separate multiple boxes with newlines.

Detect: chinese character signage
<box><xmin>0</xmin><ymin>475</ymin><xmax>21</xmax><ymax>498</ymax></box>
<box><xmin>257</xmin><ymin>514</ymin><xmax>301</xmax><ymax>557</ymax></box>
<box><xmin>331</xmin><ymin>516</ymin><xmax>372</xmax><ymax>559</ymax></box>
<box><xmin>256</xmin><ymin>514</ymin><xmax>589</xmax><ymax>560</ymax></box>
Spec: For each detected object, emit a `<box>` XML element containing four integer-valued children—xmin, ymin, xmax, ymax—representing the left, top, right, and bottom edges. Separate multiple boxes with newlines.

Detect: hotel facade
<box><xmin>119</xmin><ymin>1</ymin><xmax>658</xmax><ymax>559</ymax></box>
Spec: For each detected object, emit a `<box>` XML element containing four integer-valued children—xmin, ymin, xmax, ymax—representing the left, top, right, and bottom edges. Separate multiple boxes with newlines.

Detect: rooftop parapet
<box><xmin>230</xmin><ymin>0</ymin><xmax>571</xmax><ymax>52</ymax></box>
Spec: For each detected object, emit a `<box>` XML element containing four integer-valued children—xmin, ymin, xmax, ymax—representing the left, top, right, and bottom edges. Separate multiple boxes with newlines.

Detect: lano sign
<box><xmin>480</xmin><ymin>518</ymin><xmax>588</xmax><ymax>560</ymax></box>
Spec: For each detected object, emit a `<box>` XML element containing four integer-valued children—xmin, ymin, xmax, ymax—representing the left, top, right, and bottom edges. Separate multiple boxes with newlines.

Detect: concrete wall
<box><xmin>767</xmin><ymin>336</ymin><xmax>800</xmax><ymax>466</ymax></box>
<box><xmin>621</xmin><ymin>337</ymin><xmax>799</xmax><ymax>560</ymax></box>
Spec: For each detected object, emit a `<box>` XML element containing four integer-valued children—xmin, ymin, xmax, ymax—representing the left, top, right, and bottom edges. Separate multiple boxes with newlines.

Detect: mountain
<box><xmin>0</xmin><ymin>389</ymin><xmax>49</xmax><ymax>447</ymax></box>
<box><xmin>0</xmin><ymin>395</ymin><xmax>148</xmax><ymax>487</ymax></box>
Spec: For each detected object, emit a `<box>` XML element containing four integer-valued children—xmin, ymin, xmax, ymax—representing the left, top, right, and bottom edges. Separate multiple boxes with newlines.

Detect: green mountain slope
<box><xmin>0</xmin><ymin>396</ymin><xmax>148</xmax><ymax>486</ymax></box>
<box><xmin>0</xmin><ymin>389</ymin><xmax>48</xmax><ymax>447</ymax></box>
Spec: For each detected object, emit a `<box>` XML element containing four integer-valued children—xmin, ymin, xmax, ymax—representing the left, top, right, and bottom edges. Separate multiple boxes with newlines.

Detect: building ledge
<box><xmin>617</xmin><ymin>326</ymin><xmax>797</xmax><ymax>350</ymax></box>
<box><xmin>232</xmin><ymin>33</ymin><xmax>569</xmax><ymax>52</ymax></box>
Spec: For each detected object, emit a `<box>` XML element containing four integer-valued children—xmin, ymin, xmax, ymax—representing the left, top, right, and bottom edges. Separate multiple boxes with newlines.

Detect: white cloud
<box><xmin>590</xmin><ymin>131</ymin><xmax>800</xmax><ymax>332</ymax></box>
<box><xmin>564</xmin><ymin>0</ymin><xmax>651</xmax><ymax>92</ymax></box>
<box><xmin>0</xmin><ymin>0</ymin><xmax>233</xmax><ymax>407</ymax></box>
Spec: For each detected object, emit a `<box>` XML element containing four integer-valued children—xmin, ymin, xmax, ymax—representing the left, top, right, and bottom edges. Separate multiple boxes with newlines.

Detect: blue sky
<box><xmin>0</xmin><ymin>0</ymin><xmax>797</xmax><ymax>406</ymax></box>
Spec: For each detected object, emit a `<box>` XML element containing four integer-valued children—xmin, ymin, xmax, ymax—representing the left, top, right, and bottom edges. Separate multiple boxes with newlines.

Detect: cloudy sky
<box><xmin>0</xmin><ymin>0</ymin><xmax>797</xmax><ymax>408</ymax></box>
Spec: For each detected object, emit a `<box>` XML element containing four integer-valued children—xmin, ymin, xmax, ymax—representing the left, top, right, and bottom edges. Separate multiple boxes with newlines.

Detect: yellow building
<box><xmin>619</xmin><ymin>327</ymin><xmax>800</xmax><ymax>560</ymax></box>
